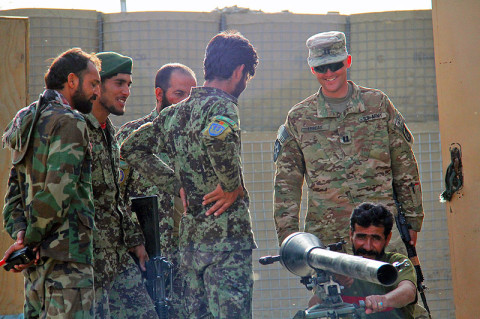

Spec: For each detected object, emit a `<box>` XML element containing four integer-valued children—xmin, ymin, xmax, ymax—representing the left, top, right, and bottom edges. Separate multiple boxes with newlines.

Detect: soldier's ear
<box><xmin>67</xmin><ymin>73</ymin><xmax>79</xmax><ymax>90</ymax></box>
<box><xmin>155</xmin><ymin>87</ymin><xmax>163</xmax><ymax>104</ymax></box>
<box><xmin>385</xmin><ymin>232</ymin><xmax>392</xmax><ymax>247</ymax></box>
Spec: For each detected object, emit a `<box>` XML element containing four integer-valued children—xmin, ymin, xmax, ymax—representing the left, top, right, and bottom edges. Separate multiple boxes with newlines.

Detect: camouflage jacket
<box><xmin>121</xmin><ymin>87</ymin><xmax>257</xmax><ymax>252</ymax></box>
<box><xmin>2</xmin><ymin>90</ymin><xmax>95</xmax><ymax>264</ymax></box>
<box><xmin>83</xmin><ymin>113</ymin><xmax>144</xmax><ymax>284</ymax></box>
<box><xmin>116</xmin><ymin>108</ymin><xmax>179</xmax><ymax>257</ymax></box>
<box><xmin>274</xmin><ymin>81</ymin><xmax>424</xmax><ymax>246</ymax></box>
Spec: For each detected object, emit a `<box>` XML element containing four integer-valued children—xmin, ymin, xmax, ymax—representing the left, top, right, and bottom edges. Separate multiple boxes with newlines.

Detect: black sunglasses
<box><xmin>313</xmin><ymin>61</ymin><xmax>344</xmax><ymax>73</ymax></box>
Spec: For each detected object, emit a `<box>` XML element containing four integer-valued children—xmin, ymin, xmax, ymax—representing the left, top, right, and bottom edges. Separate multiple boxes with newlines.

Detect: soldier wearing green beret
<box><xmin>273</xmin><ymin>31</ymin><xmax>424</xmax><ymax>257</ymax></box>
<box><xmin>83</xmin><ymin>51</ymin><xmax>158</xmax><ymax>318</ymax></box>
<box><xmin>2</xmin><ymin>48</ymin><xmax>101</xmax><ymax>318</ymax></box>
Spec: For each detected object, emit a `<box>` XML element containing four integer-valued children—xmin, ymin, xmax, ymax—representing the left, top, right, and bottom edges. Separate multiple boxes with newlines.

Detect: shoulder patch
<box><xmin>274</xmin><ymin>125</ymin><xmax>292</xmax><ymax>162</ymax></box>
<box><xmin>203</xmin><ymin>116</ymin><xmax>237</xmax><ymax>140</ymax></box>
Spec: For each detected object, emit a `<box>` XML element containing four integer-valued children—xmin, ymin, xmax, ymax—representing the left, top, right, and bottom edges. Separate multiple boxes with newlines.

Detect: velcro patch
<box><xmin>274</xmin><ymin>125</ymin><xmax>292</xmax><ymax>162</ymax></box>
<box><xmin>358</xmin><ymin>113</ymin><xmax>387</xmax><ymax>123</ymax></box>
<box><xmin>203</xmin><ymin>116</ymin><xmax>237</xmax><ymax>140</ymax></box>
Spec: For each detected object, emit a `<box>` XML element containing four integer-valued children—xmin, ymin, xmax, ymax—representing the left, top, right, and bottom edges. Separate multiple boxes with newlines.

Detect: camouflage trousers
<box><xmin>180</xmin><ymin>249</ymin><xmax>253</xmax><ymax>319</ymax></box>
<box><xmin>94</xmin><ymin>259</ymin><xmax>158</xmax><ymax>319</ymax></box>
<box><xmin>23</xmin><ymin>258</ymin><xmax>94</xmax><ymax>319</ymax></box>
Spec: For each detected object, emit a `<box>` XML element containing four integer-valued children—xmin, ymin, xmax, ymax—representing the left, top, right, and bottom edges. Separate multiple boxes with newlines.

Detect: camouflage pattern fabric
<box><xmin>24</xmin><ymin>258</ymin><xmax>94</xmax><ymax>318</ymax></box>
<box><xmin>2</xmin><ymin>89</ymin><xmax>95</xmax><ymax>317</ymax></box>
<box><xmin>82</xmin><ymin>113</ymin><xmax>154</xmax><ymax>316</ymax></box>
<box><xmin>116</xmin><ymin>108</ymin><xmax>179</xmax><ymax>258</ymax></box>
<box><xmin>121</xmin><ymin>86</ymin><xmax>256</xmax><ymax>317</ymax></box>
<box><xmin>341</xmin><ymin>252</ymin><xmax>417</xmax><ymax>319</ymax></box>
<box><xmin>180</xmin><ymin>249</ymin><xmax>253</xmax><ymax>319</ymax></box>
<box><xmin>116</xmin><ymin>108</ymin><xmax>183</xmax><ymax>318</ymax></box>
<box><xmin>94</xmin><ymin>259</ymin><xmax>158</xmax><ymax>319</ymax></box>
<box><xmin>274</xmin><ymin>81</ymin><xmax>424</xmax><ymax>254</ymax></box>
<box><xmin>121</xmin><ymin>86</ymin><xmax>256</xmax><ymax>253</ymax></box>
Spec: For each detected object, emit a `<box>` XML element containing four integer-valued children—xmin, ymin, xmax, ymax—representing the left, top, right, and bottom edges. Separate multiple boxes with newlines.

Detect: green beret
<box><xmin>97</xmin><ymin>51</ymin><xmax>133</xmax><ymax>78</ymax></box>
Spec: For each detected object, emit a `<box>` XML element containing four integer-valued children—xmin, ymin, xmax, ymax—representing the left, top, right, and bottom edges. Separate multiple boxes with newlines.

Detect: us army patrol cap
<box><xmin>306</xmin><ymin>31</ymin><xmax>348</xmax><ymax>67</ymax></box>
<box><xmin>97</xmin><ymin>51</ymin><xmax>133</xmax><ymax>78</ymax></box>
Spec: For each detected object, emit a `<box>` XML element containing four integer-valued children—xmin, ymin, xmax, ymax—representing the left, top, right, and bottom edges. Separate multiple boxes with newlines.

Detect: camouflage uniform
<box><xmin>116</xmin><ymin>108</ymin><xmax>184</xmax><ymax>318</ymax></box>
<box><xmin>121</xmin><ymin>86</ymin><xmax>257</xmax><ymax>318</ymax></box>
<box><xmin>2</xmin><ymin>89</ymin><xmax>95</xmax><ymax>318</ymax></box>
<box><xmin>273</xmin><ymin>81</ymin><xmax>424</xmax><ymax>254</ymax></box>
<box><xmin>342</xmin><ymin>252</ymin><xmax>417</xmax><ymax>318</ymax></box>
<box><xmin>82</xmin><ymin>112</ymin><xmax>158</xmax><ymax>319</ymax></box>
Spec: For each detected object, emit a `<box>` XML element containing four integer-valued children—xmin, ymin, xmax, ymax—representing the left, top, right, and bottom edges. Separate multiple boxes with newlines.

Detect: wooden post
<box><xmin>0</xmin><ymin>16</ymin><xmax>29</xmax><ymax>315</ymax></box>
<box><xmin>432</xmin><ymin>0</ymin><xmax>480</xmax><ymax>316</ymax></box>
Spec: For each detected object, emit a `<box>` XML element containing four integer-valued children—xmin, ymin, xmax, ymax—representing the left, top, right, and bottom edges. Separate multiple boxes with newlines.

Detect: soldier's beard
<box><xmin>160</xmin><ymin>91</ymin><xmax>171</xmax><ymax>110</ymax></box>
<box><xmin>352</xmin><ymin>246</ymin><xmax>386</xmax><ymax>261</ymax></box>
<box><xmin>72</xmin><ymin>85</ymin><xmax>94</xmax><ymax>114</ymax></box>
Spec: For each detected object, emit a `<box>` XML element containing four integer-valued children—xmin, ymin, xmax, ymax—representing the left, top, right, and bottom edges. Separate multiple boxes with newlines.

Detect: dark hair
<box><xmin>45</xmin><ymin>48</ymin><xmax>101</xmax><ymax>90</ymax></box>
<box><xmin>204</xmin><ymin>30</ymin><xmax>258</xmax><ymax>81</ymax></box>
<box><xmin>350</xmin><ymin>203</ymin><xmax>394</xmax><ymax>238</ymax></box>
<box><xmin>154</xmin><ymin>63</ymin><xmax>196</xmax><ymax>91</ymax></box>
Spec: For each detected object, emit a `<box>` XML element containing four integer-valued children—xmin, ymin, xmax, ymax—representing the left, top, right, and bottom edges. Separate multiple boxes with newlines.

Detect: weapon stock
<box><xmin>131</xmin><ymin>196</ymin><xmax>172</xmax><ymax>319</ymax></box>
<box><xmin>393</xmin><ymin>194</ymin><xmax>432</xmax><ymax>318</ymax></box>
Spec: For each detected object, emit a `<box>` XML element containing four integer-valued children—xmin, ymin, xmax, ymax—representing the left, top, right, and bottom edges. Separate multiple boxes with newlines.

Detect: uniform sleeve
<box><xmin>201</xmin><ymin>112</ymin><xmax>242</xmax><ymax>193</ymax></box>
<box><xmin>120</xmin><ymin>117</ymin><xmax>181</xmax><ymax>197</ymax></box>
<box><xmin>2</xmin><ymin>166</ymin><xmax>27</xmax><ymax>239</ymax></box>
<box><xmin>273</xmin><ymin>120</ymin><xmax>306</xmax><ymax>245</ymax></box>
<box><xmin>122</xmin><ymin>204</ymin><xmax>145</xmax><ymax>248</ymax></box>
<box><xmin>386</xmin><ymin>97</ymin><xmax>424</xmax><ymax>232</ymax></box>
<box><xmin>24</xmin><ymin>117</ymin><xmax>91</xmax><ymax>246</ymax></box>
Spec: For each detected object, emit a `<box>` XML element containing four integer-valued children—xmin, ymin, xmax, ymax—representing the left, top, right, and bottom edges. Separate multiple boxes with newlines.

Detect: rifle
<box><xmin>393</xmin><ymin>191</ymin><xmax>432</xmax><ymax>319</ymax></box>
<box><xmin>131</xmin><ymin>196</ymin><xmax>173</xmax><ymax>319</ymax></box>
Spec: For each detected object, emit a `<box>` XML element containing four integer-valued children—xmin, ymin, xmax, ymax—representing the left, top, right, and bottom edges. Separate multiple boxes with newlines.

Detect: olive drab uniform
<box><xmin>82</xmin><ymin>112</ymin><xmax>158</xmax><ymax>319</ymax></box>
<box><xmin>2</xmin><ymin>90</ymin><xmax>95</xmax><ymax>318</ymax></box>
<box><xmin>116</xmin><ymin>108</ymin><xmax>184</xmax><ymax>318</ymax></box>
<box><xmin>274</xmin><ymin>81</ymin><xmax>424</xmax><ymax>254</ymax></box>
<box><xmin>121</xmin><ymin>86</ymin><xmax>257</xmax><ymax>318</ymax></box>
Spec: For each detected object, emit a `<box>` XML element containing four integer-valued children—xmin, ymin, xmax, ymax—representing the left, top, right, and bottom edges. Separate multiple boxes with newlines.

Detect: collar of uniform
<box><xmin>190</xmin><ymin>86</ymin><xmax>239</xmax><ymax>105</ymax></box>
<box><xmin>84</xmin><ymin>112</ymin><xmax>115</xmax><ymax>132</ymax></box>
<box><xmin>316</xmin><ymin>80</ymin><xmax>366</xmax><ymax>118</ymax></box>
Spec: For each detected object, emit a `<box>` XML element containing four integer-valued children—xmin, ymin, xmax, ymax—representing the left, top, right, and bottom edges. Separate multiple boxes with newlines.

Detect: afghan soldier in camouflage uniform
<box><xmin>84</xmin><ymin>52</ymin><xmax>158</xmax><ymax>318</ymax></box>
<box><xmin>274</xmin><ymin>31</ymin><xmax>424</xmax><ymax>256</ymax></box>
<box><xmin>116</xmin><ymin>63</ymin><xmax>197</xmax><ymax>318</ymax></box>
<box><xmin>121</xmin><ymin>31</ymin><xmax>258</xmax><ymax>318</ymax></box>
<box><xmin>2</xmin><ymin>48</ymin><xmax>100</xmax><ymax>318</ymax></box>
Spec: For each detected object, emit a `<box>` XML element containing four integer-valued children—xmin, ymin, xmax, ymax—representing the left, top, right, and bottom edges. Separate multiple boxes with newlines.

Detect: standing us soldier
<box><xmin>273</xmin><ymin>31</ymin><xmax>424</xmax><ymax>255</ymax></box>
<box><xmin>2</xmin><ymin>48</ymin><xmax>100</xmax><ymax>318</ymax></box>
<box><xmin>121</xmin><ymin>30</ymin><xmax>258</xmax><ymax>318</ymax></box>
<box><xmin>83</xmin><ymin>51</ymin><xmax>158</xmax><ymax>318</ymax></box>
<box><xmin>116</xmin><ymin>63</ymin><xmax>197</xmax><ymax>318</ymax></box>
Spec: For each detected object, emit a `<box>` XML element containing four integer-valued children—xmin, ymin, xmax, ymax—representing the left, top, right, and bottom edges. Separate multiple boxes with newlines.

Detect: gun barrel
<box><xmin>280</xmin><ymin>232</ymin><xmax>397</xmax><ymax>286</ymax></box>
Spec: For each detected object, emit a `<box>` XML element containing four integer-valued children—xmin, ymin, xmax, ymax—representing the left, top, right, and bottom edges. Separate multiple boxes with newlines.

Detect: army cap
<box><xmin>97</xmin><ymin>51</ymin><xmax>133</xmax><ymax>78</ymax></box>
<box><xmin>306</xmin><ymin>31</ymin><xmax>348</xmax><ymax>67</ymax></box>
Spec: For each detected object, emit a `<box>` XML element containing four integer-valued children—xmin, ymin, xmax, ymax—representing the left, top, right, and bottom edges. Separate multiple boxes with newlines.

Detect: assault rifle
<box><xmin>131</xmin><ymin>196</ymin><xmax>173</xmax><ymax>319</ymax></box>
<box><xmin>393</xmin><ymin>192</ymin><xmax>432</xmax><ymax>319</ymax></box>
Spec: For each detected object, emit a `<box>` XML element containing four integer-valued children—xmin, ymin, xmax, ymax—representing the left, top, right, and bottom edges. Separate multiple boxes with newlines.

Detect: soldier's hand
<box><xmin>129</xmin><ymin>245</ymin><xmax>149</xmax><ymax>272</ymax></box>
<box><xmin>203</xmin><ymin>184</ymin><xmax>244</xmax><ymax>217</ymax></box>
<box><xmin>2</xmin><ymin>231</ymin><xmax>38</xmax><ymax>272</ymax></box>
<box><xmin>409</xmin><ymin>229</ymin><xmax>418</xmax><ymax>246</ymax></box>
<box><xmin>364</xmin><ymin>295</ymin><xmax>388</xmax><ymax>314</ymax></box>
<box><xmin>334</xmin><ymin>273</ymin><xmax>354</xmax><ymax>288</ymax></box>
